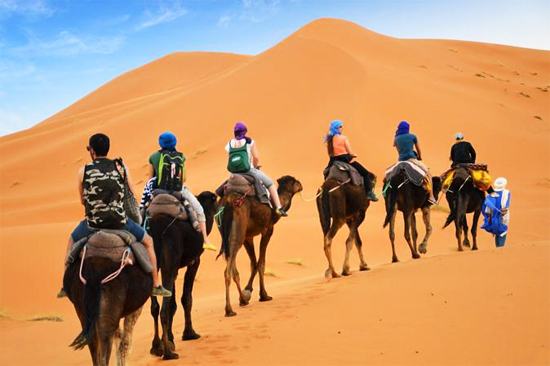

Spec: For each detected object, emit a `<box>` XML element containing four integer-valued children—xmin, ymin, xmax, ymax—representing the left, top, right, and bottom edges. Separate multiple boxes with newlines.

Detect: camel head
<box><xmin>277</xmin><ymin>175</ymin><xmax>303</xmax><ymax>195</ymax></box>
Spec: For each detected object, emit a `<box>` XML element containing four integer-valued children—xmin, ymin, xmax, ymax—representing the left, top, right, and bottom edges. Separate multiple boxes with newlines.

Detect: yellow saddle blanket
<box><xmin>442</xmin><ymin>167</ymin><xmax>492</xmax><ymax>192</ymax></box>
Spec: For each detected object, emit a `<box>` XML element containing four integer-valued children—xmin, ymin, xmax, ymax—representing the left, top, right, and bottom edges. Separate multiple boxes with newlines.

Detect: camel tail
<box><xmin>383</xmin><ymin>182</ymin><xmax>398</xmax><ymax>228</ymax></box>
<box><xmin>69</xmin><ymin>275</ymin><xmax>102</xmax><ymax>350</ymax></box>
<box><xmin>316</xmin><ymin>188</ymin><xmax>331</xmax><ymax>235</ymax></box>
<box><xmin>443</xmin><ymin>193</ymin><xmax>458</xmax><ymax>229</ymax></box>
<box><xmin>217</xmin><ymin>203</ymin><xmax>234</xmax><ymax>260</ymax></box>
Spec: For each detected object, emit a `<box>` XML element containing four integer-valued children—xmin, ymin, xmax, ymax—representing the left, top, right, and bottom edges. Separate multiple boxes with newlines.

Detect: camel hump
<box><xmin>148</xmin><ymin>193</ymin><xmax>188</xmax><ymax>221</ymax></box>
<box><xmin>324</xmin><ymin>162</ymin><xmax>363</xmax><ymax>186</ymax></box>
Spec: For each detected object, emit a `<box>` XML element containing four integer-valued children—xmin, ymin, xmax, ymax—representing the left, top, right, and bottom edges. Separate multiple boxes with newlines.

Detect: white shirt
<box><xmin>225</xmin><ymin>138</ymin><xmax>255</xmax><ymax>167</ymax></box>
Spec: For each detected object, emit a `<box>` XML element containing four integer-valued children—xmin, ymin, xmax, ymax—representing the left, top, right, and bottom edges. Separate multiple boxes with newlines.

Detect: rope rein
<box><xmin>79</xmin><ymin>246</ymin><xmax>134</xmax><ymax>285</ymax></box>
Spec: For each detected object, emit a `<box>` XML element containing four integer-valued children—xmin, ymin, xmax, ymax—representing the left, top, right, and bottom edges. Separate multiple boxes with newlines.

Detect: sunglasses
<box><xmin>86</xmin><ymin>146</ymin><xmax>91</xmax><ymax>151</ymax></box>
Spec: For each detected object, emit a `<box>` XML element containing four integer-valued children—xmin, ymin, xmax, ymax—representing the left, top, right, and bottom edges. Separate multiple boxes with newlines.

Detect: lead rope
<box><xmin>101</xmin><ymin>248</ymin><xmax>133</xmax><ymax>284</ymax></box>
<box><xmin>78</xmin><ymin>246</ymin><xmax>134</xmax><ymax>285</ymax></box>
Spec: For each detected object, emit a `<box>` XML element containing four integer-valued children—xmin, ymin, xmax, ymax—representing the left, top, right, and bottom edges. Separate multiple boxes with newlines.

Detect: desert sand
<box><xmin>0</xmin><ymin>18</ymin><xmax>548</xmax><ymax>365</ymax></box>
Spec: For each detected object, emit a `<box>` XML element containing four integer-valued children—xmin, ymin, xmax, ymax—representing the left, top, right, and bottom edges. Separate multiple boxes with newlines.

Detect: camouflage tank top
<box><xmin>83</xmin><ymin>158</ymin><xmax>127</xmax><ymax>229</ymax></box>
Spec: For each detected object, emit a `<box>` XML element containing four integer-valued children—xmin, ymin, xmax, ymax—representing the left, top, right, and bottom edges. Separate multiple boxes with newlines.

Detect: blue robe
<box><xmin>481</xmin><ymin>190</ymin><xmax>511</xmax><ymax>236</ymax></box>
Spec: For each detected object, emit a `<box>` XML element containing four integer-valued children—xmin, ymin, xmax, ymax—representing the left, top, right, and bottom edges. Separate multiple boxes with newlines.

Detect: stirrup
<box><xmin>203</xmin><ymin>242</ymin><xmax>217</xmax><ymax>251</ymax></box>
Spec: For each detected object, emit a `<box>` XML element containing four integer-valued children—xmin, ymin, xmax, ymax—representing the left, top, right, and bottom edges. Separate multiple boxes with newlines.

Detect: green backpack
<box><xmin>227</xmin><ymin>141</ymin><xmax>251</xmax><ymax>173</ymax></box>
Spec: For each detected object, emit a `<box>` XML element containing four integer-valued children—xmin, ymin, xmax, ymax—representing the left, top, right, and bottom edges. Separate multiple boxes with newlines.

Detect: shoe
<box><xmin>428</xmin><ymin>198</ymin><xmax>437</xmax><ymax>206</ymax></box>
<box><xmin>367</xmin><ymin>191</ymin><xmax>379</xmax><ymax>201</ymax></box>
<box><xmin>152</xmin><ymin>286</ymin><xmax>172</xmax><ymax>297</ymax></box>
<box><xmin>275</xmin><ymin>208</ymin><xmax>288</xmax><ymax>217</ymax></box>
<box><xmin>56</xmin><ymin>288</ymin><xmax>67</xmax><ymax>299</ymax></box>
<box><xmin>203</xmin><ymin>242</ymin><xmax>217</xmax><ymax>251</ymax></box>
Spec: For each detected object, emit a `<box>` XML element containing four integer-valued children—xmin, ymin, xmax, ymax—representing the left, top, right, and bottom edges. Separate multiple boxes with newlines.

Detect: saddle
<box><xmin>66</xmin><ymin>229</ymin><xmax>153</xmax><ymax>273</ymax></box>
<box><xmin>385</xmin><ymin>161</ymin><xmax>426</xmax><ymax>186</ymax></box>
<box><xmin>216</xmin><ymin>173</ymin><xmax>270</xmax><ymax>205</ymax></box>
<box><xmin>323</xmin><ymin>161</ymin><xmax>363</xmax><ymax>186</ymax></box>
<box><xmin>146</xmin><ymin>189</ymin><xmax>200</xmax><ymax>231</ymax></box>
<box><xmin>440</xmin><ymin>163</ymin><xmax>491</xmax><ymax>192</ymax></box>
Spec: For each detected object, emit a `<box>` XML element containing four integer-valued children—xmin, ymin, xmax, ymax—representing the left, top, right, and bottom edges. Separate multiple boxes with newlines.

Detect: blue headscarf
<box><xmin>159</xmin><ymin>132</ymin><xmax>177</xmax><ymax>151</ymax></box>
<box><xmin>329</xmin><ymin>120</ymin><xmax>343</xmax><ymax>137</ymax></box>
<box><xmin>395</xmin><ymin>121</ymin><xmax>410</xmax><ymax>136</ymax></box>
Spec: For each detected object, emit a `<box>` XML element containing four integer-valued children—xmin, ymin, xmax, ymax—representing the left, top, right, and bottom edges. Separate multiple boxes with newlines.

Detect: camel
<box><xmin>383</xmin><ymin>170</ymin><xmax>441</xmax><ymax>262</ymax></box>
<box><xmin>148</xmin><ymin>191</ymin><xmax>217</xmax><ymax>360</ymax></box>
<box><xmin>442</xmin><ymin>166</ymin><xmax>485</xmax><ymax>251</ymax></box>
<box><xmin>217</xmin><ymin>175</ymin><xmax>302</xmax><ymax>317</ymax></box>
<box><xmin>316</xmin><ymin>180</ymin><xmax>371</xmax><ymax>278</ymax></box>
<box><xmin>64</xmin><ymin>255</ymin><xmax>152</xmax><ymax>366</ymax></box>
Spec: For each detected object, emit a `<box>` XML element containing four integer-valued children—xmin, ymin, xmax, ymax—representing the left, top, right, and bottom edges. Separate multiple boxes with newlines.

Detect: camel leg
<box><xmin>471</xmin><ymin>209</ymin><xmax>481</xmax><ymax>250</ymax></box>
<box><xmin>115</xmin><ymin>306</ymin><xmax>143</xmax><ymax>366</ymax></box>
<box><xmin>160</xmin><ymin>275</ymin><xmax>178</xmax><ymax>360</ymax></box>
<box><xmin>181</xmin><ymin>259</ymin><xmax>200</xmax><ymax>340</ymax></box>
<box><xmin>411</xmin><ymin>213</ymin><xmax>419</xmax><ymax>254</ymax></box>
<box><xmin>224</xmin><ymin>218</ymin><xmax>246</xmax><ymax>317</ymax></box>
<box><xmin>418</xmin><ymin>206</ymin><xmax>432</xmax><ymax>254</ymax></box>
<box><xmin>258</xmin><ymin>228</ymin><xmax>274</xmax><ymax>301</ymax></box>
<box><xmin>455</xmin><ymin>198</ymin><xmax>467</xmax><ymax>252</ymax></box>
<box><xmin>149</xmin><ymin>296</ymin><xmax>163</xmax><ymax>356</ymax></box>
<box><xmin>166</xmin><ymin>289</ymin><xmax>177</xmax><ymax>350</ymax></box>
<box><xmin>88</xmin><ymin>334</ymin><xmax>100</xmax><ymax>366</ymax></box>
<box><xmin>342</xmin><ymin>221</ymin><xmax>356</xmax><ymax>276</ymax></box>
<box><xmin>242</xmin><ymin>238</ymin><xmax>257</xmax><ymax>304</ymax></box>
<box><xmin>389</xmin><ymin>206</ymin><xmax>399</xmax><ymax>263</ymax></box>
<box><xmin>324</xmin><ymin>219</ymin><xmax>344</xmax><ymax>278</ymax></box>
<box><xmin>354</xmin><ymin>219</ymin><xmax>369</xmax><ymax>271</ymax></box>
<box><xmin>462</xmin><ymin>216</ymin><xmax>470</xmax><ymax>248</ymax></box>
<box><xmin>404</xmin><ymin>212</ymin><xmax>420</xmax><ymax>259</ymax></box>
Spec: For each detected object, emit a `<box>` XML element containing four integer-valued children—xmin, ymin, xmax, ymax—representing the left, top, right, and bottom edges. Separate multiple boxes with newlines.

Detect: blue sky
<box><xmin>1</xmin><ymin>0</ymin><xmax>548</xmax><ymax>136</ymax></box>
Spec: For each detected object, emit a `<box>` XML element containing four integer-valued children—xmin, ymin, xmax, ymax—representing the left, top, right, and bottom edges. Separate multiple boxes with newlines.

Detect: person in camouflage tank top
<box><xmin>57</xmin><ymin>133</ymin><xmax>171</xmax><ymax>298</ymax></box>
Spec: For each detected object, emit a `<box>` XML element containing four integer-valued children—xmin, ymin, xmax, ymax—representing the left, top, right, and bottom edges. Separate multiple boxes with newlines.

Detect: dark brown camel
<box><xmin>64</xmin><ymin>255</ymin><xmax>152</xmax><ymax>366</ymax></box>
<box><xmin>442</xmin><ymin>167</ymin><xmax>485</xmax><ymax>251</ymax></box>
<box><xmin>217</xmin><ymin>176</ymin><xmax>302</xmax><ymax>317</ymax></box>
<box><xmin>148</xmin><ymin>191</ymin><xmax>217</xmax><ymax>360</ymax></box>
<box><xmin>383</xmin><ymin>170</ymin><xmax>441</xmax><ymax>262</ymax></box>
<box><xmin>316</xmin><ymin>180</ymin><xmax>371</xmax><ymax>278</ymax></box>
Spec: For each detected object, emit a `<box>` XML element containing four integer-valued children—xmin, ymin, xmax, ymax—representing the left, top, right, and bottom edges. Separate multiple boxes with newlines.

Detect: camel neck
<box><xmin>278</xmin><ymin>189</ymin><xmax>294</xmax><ymax>212</ymax></box>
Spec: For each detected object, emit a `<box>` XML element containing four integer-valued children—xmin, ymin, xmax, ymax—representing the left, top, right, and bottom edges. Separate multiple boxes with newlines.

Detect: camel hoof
<box><xmin>359</xmin><ymin>264</ymin><xmax>370</xmax><ymax>271</ymax></box>
<box><xmin>239</xmin><ymin>299</ymin><xmax>249</xmax><ymax>307</ymax></box>
<box><xmin>419</xmin><ymin>245</ymin><xmax>427</xmax><ymax>254</ymax></box>
<box><xmin>242</xmin><ymin>289</ymin><xmax>252</xmax><ymax>302</ymax></box>
<box><xmin>225</xmin><ymin>310</ymin><xmax>237</xmax><ymax>317</ymax></box>
<box><xmin>412</xmin><ymin>253</ymin><xmax>421</xmax><ymax>259</ymax></box>
<box><xmin>472</xmin><ymin>246</ymin><xmax>478</xmax><ymax>251</ymax></box>
<box><xmin>259</xmin><ymin>295</ymin><xmax>273</xmax><ymax>302</ymax></box>
<box><xmin>458</xmin><ymin>247</ymin><xmax>464</xmax><ymax>252</ymax></box>
<box><xmin>150</xmin><ymin>347</ymin><xmax>163</xmax><ymax>357</ymax></box>
<box><xmin>182</xmin><ymin>332</ymin><xmax>201</xmax><ymax>341</ymax></box>
<box><xmin>163</xmin><ymin>352</ymin><xmax>179</xmax><ymax>360</ymax></box>
<box><xmin>342</xmin><ymin>270</ymin><xmax>351</xmax><ymax>276</ymax></box>
<box><xmin>392</xmin><ymin>257</ymin><xmax>399</xmax><ymax>263</ymax></box>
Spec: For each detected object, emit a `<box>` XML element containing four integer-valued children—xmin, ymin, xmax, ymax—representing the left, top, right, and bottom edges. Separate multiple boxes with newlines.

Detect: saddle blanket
<box><xmin>323</xmin><ymin>161</ymin><xmax>363</xmax><ymax>186</ymax></box>
<box><xmin>385</xmin><ymin>161</ymin><xmax>426</xmax><ymax>186</ymax></box>
<box><xmin>440</xmin><ymin>164</ymin><xmax>492</xmax><ymax>192</ymax></box>
<box><xmin>66</xmin><ymin>230</ymin><xmax>153</xmax><ymax>273</ymax></box>
<box><xmin>216</xmin><ymin>173</ymin><xmax>271</xmax><ymax>206</ymax></box>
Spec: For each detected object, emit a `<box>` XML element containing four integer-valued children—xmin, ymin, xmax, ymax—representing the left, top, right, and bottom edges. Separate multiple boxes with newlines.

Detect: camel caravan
<box><xmin>58</xmin><ymin>120</ymin><xmax>509</xmax><ymax>365</ymax></box>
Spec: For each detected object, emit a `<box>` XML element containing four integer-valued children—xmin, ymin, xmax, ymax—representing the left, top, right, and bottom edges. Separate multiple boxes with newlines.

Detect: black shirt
<box><xmin>450</xmin><ymin>141</ymin><xmax>476</xmax><ymax>166</ymax></box>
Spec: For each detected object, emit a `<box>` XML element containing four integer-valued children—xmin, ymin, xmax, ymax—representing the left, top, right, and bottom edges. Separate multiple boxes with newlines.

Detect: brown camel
<box><xmin>64</xmin><ymin>254</ymin><xmax>152</xmax><ymax>366</ymax></box>
<box><xmin>217</xmin><ymin>175</ymin><xmax>302</xmax><ymax>317</ymax></box>
<box><xmin>383</xmin><ymin>170</ymin><xmax>441</xmax><ymax>262</ymax></box>
<box><xmin>316</xmin><ymin>180</ymin><xmax>371</xmax><ymax>278</ymax></box>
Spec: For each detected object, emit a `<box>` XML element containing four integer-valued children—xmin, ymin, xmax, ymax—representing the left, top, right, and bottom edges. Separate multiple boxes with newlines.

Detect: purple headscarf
<box><xmin>234</xmin><ymin>121</ymin><xmax>251</xmax><ymax>143</ymax></box>
<box><xmin>395</xmin><ymin>121</ymin><xmax>410</xmax><ymax>136</ymax></box>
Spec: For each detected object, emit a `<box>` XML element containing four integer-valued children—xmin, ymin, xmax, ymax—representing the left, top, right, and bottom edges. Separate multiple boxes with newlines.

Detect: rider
<box><xmin>225</xmin><ymin>121</ymin><xmax>288</xmax><ymax>217</ymax></box>
<box><xmin>393</xmin><ymin>120</ymin><xmax>436</xmax><ymax>204</ymax></box>
<box><xmin>58</xmin><ymin>133</ymin><xmax>171</xmax><ymax>298</ymax></box>
<box><xmin>450</xmin><ymin>132</ymin><xmax>476</xmax><ymax>167</ymax></box>
<box><xmin>145</xmin><ymin>132</ymin><xmax>216</xmax><ymax>251</ymax></box>
<box><xmin>324</xmin><ymin>120</ymin><xmax>378</xmax><ymax>201</ymax></box>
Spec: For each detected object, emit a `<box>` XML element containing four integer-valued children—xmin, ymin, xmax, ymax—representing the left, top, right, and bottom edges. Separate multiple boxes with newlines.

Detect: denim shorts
<box><xmin>71</xmin><ymin>218</ymin><xmax>145</xmax><ymax>242</ymax></box>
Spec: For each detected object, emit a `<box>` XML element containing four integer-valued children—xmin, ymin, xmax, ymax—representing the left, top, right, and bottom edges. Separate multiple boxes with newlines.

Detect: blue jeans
<box><xmin>495</xmin><ymin>234</ymin><xmax>507</xmax><ymax>247</ymax></box>
<box><xmin>71</xmin><ymin>219</ymin><xmax>145</xmax><ymax>242</ymax></box>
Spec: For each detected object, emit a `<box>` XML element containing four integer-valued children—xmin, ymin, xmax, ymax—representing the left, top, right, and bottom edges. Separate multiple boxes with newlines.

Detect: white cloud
<box><xmin>238</xmin><ymin>0</ymin><xmax>280</xmax><ymax>23</ymax></box>
<box><xmin>0</xmin><ymin>60</ymin><xmax>36</xmax><ymax>81</ymax></box>
<box><xmin>10</xmin><ymin>30</ymin><xmax>125</xmax><ymax>57</ymax></box>
<box><xmin>217</xmin><ymin>15</ymin><xmax>231</xmax><ymax>28</ymax></box>
<box><xmin>0</xmin><ymin>0</ymin><xmax>55</xmax><ymax>19</ymax></box>
<box><xmin>137</xmin><ymin>2</ymin><xmax>188</xmax><ymax>30</ymax></box>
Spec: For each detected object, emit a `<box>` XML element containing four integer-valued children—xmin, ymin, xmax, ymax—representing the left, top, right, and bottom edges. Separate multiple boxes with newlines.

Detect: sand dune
<box><xmin>0</xmin><ymin>18</ymin><xmax>548</xmax><ymax>365</ymax></box>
